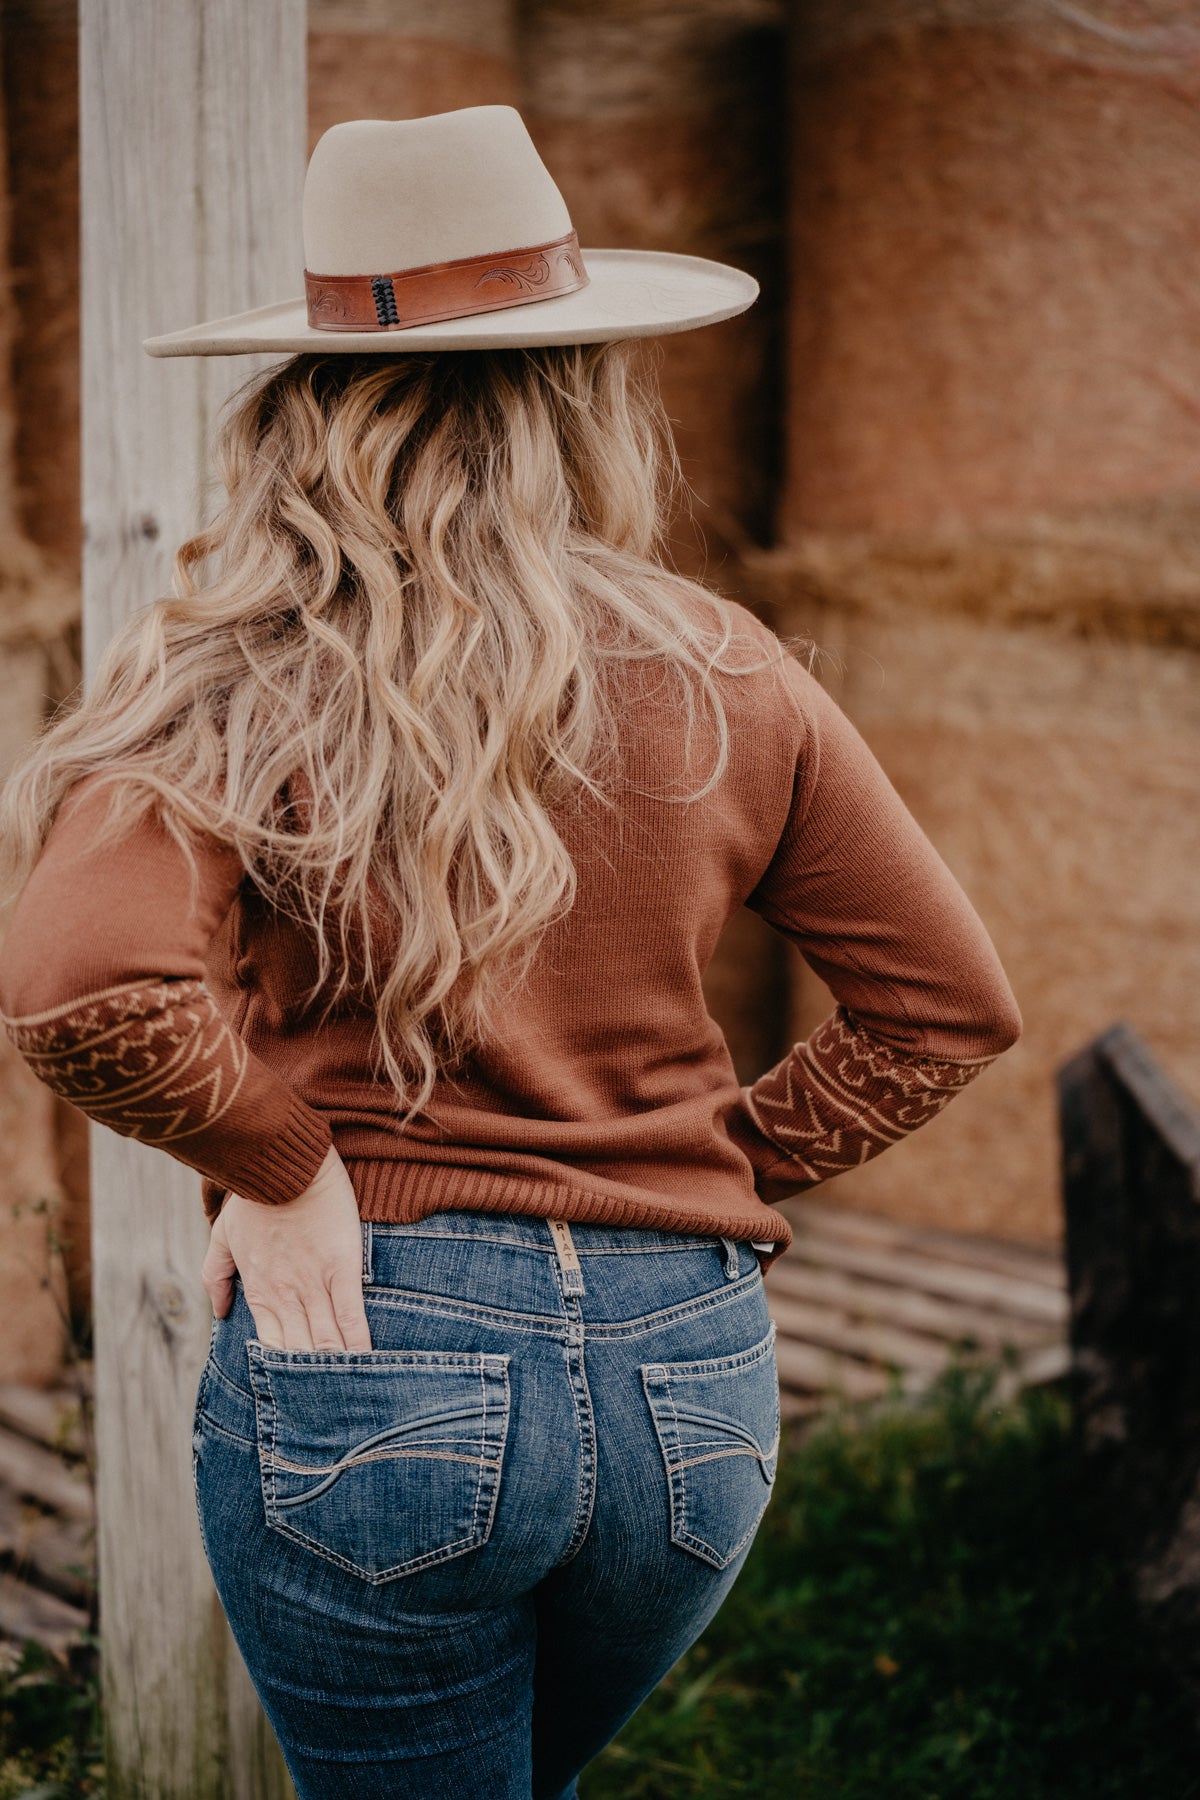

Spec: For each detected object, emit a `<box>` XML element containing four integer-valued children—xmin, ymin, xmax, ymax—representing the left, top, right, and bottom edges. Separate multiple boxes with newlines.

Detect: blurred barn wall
<box><xmin>1</xmin><ymin>0</ymin><xmax>1198</xmax><ymax>1376</ymax></box>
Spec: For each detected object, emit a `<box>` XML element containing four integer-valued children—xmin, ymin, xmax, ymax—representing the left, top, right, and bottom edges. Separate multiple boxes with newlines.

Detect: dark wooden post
<box><xmin>1059</xmin><ymin>1023</ymin><xmax>1200</xmax><ymax>1680</ymax></box>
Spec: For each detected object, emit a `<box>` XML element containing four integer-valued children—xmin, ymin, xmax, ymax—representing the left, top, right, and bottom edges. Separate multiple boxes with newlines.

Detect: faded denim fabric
<box><xmin>192</xmin><ymin>1210</ymin><xmax>779</xmax><ymax>1799</ymax></box>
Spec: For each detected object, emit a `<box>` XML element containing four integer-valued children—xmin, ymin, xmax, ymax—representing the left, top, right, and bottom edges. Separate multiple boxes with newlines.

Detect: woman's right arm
<box><xmin>0</xmin><ymin>775</ymin><xmax>370</xmax><ymax>1350</ymax></box>
<box><xmin>0</xmin><ymin>775</ymin><xmax>333</xmax><ymax>1208</ymax></box>
<box><xmin>725</xmin><ymin>657</ymin><xmax>1023</xmax><ymax>1206</ymax></box>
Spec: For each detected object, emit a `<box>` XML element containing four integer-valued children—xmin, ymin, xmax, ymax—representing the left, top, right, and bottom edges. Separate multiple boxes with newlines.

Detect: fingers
<box><xmin>250</xmin><ymin>1304</ymin><xmax>286</xmax><ymax>1349</ymax></box>
<box><xmin>248</xmin><ymin>1275</ymin><xmax>370</xmax><ymax>1354</ymax></box>
<box><xmin>275</xmin><ymin>1300</ymin><xmax>315</xmax><ymax>1352</ymax></box>
<box><xmin>302</xmin><ymin>1285</ymin><xmax>349</xmax><ymax>1353</ymax></box>
<box><xmin>329</xmin><ymin>1264</ymin><xmax>373</xmax><ymax>1352</ymax></box>
<box><xmin>201</xmin><ymin>1219</ymin><xmax>237</xmax><ymax>1320</ymax></box>
<box><xmin>206</xmin><ymin>1180</ymin><xmax>373</xmax><ymax>1355</ymax></box>
<box><xmin>246</xmin><ymin>1299</ymin><xmax>311</xmax><ymax>1350</ymax></box>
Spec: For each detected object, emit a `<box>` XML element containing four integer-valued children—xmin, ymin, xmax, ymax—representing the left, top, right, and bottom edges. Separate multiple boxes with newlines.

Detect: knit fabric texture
<box><xmin>0</xmin><ymin>600</ymin><xmax>1021</xmax><ymax>1257</ymax></box>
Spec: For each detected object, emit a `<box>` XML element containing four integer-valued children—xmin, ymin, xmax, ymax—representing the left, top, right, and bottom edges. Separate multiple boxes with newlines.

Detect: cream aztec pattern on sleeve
<box><xmin>1</xmin><ymin>968</ymin><xmax>334</xmax><ymax>1210</ymax></box>
<box><xmin>3</xmin><ymin>977</ymin><xmax>250</xmax><ymax>1144</ymax></box>
<box><xmin>742</xmin><ymin>1004</ymin><xmax>1001</xmax><ymax>1184</ymax></box>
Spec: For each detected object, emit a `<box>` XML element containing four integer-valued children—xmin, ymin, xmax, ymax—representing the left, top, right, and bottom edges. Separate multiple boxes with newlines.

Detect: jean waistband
<box><xmin>363</xmin><ymin>1207</ymin><xmax>749</xmax><ymax>1256</ymax></box>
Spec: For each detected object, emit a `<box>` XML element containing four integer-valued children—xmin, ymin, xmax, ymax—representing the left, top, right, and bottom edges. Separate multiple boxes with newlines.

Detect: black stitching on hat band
<box><xmin>371</xmin><ymin>276</ymin><xmax>399</xmax><ymax>327</ymax></box>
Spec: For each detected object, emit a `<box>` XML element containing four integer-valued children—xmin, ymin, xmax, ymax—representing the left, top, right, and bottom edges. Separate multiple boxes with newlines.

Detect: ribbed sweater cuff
<box><xmin>230</xmin><ymin>1098</ymin><xmax>334</xmax><ymax>1206</ymax></box>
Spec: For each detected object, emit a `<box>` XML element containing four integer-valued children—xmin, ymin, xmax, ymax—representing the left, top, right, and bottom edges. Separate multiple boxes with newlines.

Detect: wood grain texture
<box><xmin>80</xmin><ymin>2</ymin><xmax>304</xmax><ymax>1793</ymax></box>
<box><xmin>765</xmin><ymin>1197</ymin><xmax>1069</xmax><ymax>1411</ymax></box>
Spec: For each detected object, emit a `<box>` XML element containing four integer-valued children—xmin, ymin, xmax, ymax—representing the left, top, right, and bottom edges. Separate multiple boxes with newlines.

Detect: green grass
<box><xmin>583</xmin><ymin>1367</ymin><xmax>1200</xmax><ymax>1800</ymax></box>
<box><xmin>0</xmin><ymin>1638</ymin><xmax>102</xmax><ymax>1799</ymax></box>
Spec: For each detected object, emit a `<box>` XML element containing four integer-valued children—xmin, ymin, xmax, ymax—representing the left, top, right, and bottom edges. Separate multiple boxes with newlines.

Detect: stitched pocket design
<box><xmin>641</xmin><ymin>1324</ymin><xmax>779</xmax><ymax>1571</ymax></box>
<box><xmin>248</xmin><ymin>1345</ymin><xmax>510</xmax><ymax>1583</ymax></box>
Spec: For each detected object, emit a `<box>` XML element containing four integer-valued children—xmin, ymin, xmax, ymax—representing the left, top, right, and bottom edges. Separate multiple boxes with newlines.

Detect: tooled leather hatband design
<box><xmin>305</xmin><ymin>231</ymin><xmax>588</xmax><ymax>332</ymax></box>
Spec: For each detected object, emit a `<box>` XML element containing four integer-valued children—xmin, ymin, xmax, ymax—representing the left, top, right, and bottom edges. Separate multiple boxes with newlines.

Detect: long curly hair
<box><xmin>1</xmin><ymin>342</ymin><xmax>769</xmax><ymax>1117</ymax></box>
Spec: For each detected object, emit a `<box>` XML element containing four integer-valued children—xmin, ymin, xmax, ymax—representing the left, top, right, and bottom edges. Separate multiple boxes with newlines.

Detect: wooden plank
<box><xmin>1097</xmin><ymin>1024</ymin><xmax>1200</xmax><ymax>1173</ymax></box>
<box><xmin>1059</xmin><ymin>1028</ymin><xmax>1200</xmax><ymax>1676</ymax></box>
<box><xmin>778</xmin><ymin>1390</ymin><xmax>825</xmax><ymax>1424</ymax></box>
<box><xmin>0</xmin><ymin>1569</ymin><xmax>89</xmax><ymax>1658</ymax></box>
<box><xmin>81</xmin><ymin>1</ymin><xmax>303</xmax><ymax>1794</ymax></box>
<box><xmin>781</xmin><ymin>1234</ymin><xmax>1069</xmax><ymax>1326</ymax></box>
<box><xmin>0</xmin><ymin>1384</ymin><xmax>86</xmax><ymax>1458</ymax></box>
<box><xmin>766</xmin><ymin>1256</ymin><xmax>1053</xmax><ymax>1349</ymax></box>
<box><xmin>0</xmin><ymin>1425</ymin><xmax>92</xmax><ymax>1524</ymax></box>
<box><xmin>769</xmin><ymin>1292</ymin><xmax>957</xmax><ymax>1377</ymax></box>
<box><xmin>788</xmin><ymin>1199</ymin><xmax>1066</xmax><ymax>1289</ymax></box>
<box><xmin>773</xmin><ymin>1334</ymin><xmax>892</xmax><ymax>1401</ymax></box>
<box><xmin>1013</xmin><ymin>1342</ymin><xmax>1073</xmax><ymax>1389</ymax></box>
<box><xmin>0</xmin><ymin>1483</ymin><xmax>93</xmax><ymax>1605</ymax></box>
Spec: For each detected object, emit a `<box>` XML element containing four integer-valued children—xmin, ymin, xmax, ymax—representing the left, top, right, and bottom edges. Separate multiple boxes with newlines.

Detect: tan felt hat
<box><xmin>143</xmin><ymin>105</ymin><xmax>759</xmax><ymax>358</ymax></box>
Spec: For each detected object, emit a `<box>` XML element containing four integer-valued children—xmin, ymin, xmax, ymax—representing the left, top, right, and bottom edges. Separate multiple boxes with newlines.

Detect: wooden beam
<box><xmin>1060</xmin><ymin>1023</ymin><xmax>1200</xmax><ymax>1691</ymax></box>
<box><xmin>80</xmin><ymin>2</ymin><xmax>304</xmax><ymax>1793</ymax></box>
<box><xmin>766</xmin><ymin>1256</ymin><xmax>1053</xmax><ymax>1349</ymax></box>
<box><xmin>787</xmin><ymin>1198</ymin><xmax>1066</xmax><ymax>1289</ymax></box>
<box><xmin>779</xmin><ymin>1232</ymin><xmax>1068</xmax><ymax>1326</ymax></box>
<box><xmin>769</xmin><ymin>1291</ymin><xmax>981</xmax><ymax>1379</ymax></box>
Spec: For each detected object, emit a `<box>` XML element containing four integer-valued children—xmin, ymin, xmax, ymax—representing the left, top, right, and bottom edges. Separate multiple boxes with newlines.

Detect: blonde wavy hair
<box><xmin>1</xmin><ymin>343</ymin><xmax>770</xmax><ymax>1117</ymax></box>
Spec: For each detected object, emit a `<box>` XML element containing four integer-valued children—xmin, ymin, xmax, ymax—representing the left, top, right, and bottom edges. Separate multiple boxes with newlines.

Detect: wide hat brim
<box><xmin>143</xmin><ymin>248</ymin><xmax>758</xmax><ymax>356</ymax></box>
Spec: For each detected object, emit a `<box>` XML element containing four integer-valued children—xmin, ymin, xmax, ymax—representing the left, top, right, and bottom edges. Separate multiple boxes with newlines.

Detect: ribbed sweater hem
<box><xmin>341</xmin><ymin>1156</ymin><xmax>794</xmax><ymax>1258</ymax></box>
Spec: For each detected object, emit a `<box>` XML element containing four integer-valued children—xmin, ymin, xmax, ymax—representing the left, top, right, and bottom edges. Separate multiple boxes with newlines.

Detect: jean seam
<box><xmin>249</xmin><ymin>1344</ymin><xmax>506</xmax><ymax>1368</ymax></box>
<box><xmin>202</xmin><ymin>1354</ymin><xmax>256</xmax><ymax>1408</ymax></box>
<box><xmin>195</xmin><ymin>1409</ymin><xmax>257</xmax><ymax>1451</ymax></box>
<box><xmin>365</xmin><ymin>1226</ymin><xmax>725</xmax><ymax>1254</ymax></box>
<box><xmin>360</xmin><ymin>1270</ymin><xmax>763</xmax><ymax>1341</ymax></box>
<box><xmin>554</xmin><ymin>1298</ymin><xmax>597</xmax><ymax>1568</ymax></box>
<box><xmin>586</xmin><ymin>1272</ymin><xmax>765</xmax><ymax>1341</ymax></box>
<box><xmin>642</xmin><ymin>1324</ymin><xmax>778</xmax><ymax>1381</ymax></box>
<box><xmin>362</xmin><ymin>1289</ymin><xmax>566</xmax><ymax>1336</ymax></box>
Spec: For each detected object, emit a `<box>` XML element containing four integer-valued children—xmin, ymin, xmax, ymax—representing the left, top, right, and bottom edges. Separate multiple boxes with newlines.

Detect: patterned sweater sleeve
<box><xmin>0</xmin><ymin>777</ymin><xmax>332</xmax><ymax>1208</ymax></box>
<box><xmin>724</xmin><ymin>656</ymin><xmax>1023</xmax><ymax>1207</ymax></box>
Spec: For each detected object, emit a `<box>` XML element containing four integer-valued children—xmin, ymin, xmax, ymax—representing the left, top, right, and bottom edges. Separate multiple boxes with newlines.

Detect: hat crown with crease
<box><xmin>304</xmin><ymin>108</ymin><xmax>572</xmax><ymax>277</ymax></box>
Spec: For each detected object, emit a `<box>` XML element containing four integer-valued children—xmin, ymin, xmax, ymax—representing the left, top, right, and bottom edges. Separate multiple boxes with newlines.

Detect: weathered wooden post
<box><xmin>1060</xmin><ymin>1023</ymin><xmax>1200</xmax><ymax>1690</ymax></box>
<box><xmin>80</xmin><ymin>1</ymin><xmax>304</xmax><ymax>1792</ymax></box>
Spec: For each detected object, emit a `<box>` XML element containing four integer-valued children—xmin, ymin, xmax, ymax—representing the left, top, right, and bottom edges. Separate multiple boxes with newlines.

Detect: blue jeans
<box><xmin>192</xmin><ymin>1210</ymin><xmax>779</xmax><ymax>1798</ymax></box>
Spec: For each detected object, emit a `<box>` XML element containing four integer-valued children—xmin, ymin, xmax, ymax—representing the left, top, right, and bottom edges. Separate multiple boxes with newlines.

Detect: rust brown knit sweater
<box><xmin>0</xmin><ymin>601</ymin><xmax>1021</xmax><ymax>1258</ymax></box>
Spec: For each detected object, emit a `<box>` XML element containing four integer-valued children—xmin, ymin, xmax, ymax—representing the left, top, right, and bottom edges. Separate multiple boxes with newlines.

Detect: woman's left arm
<box><xmin>0</xmin><ymin>775</ymin><xmax>333</xmax><ymax>1208</ymax></box>
<box><xmin>724</xmin><ymin>656</ymin><xmax>1023</xmax><ymax>1206</ymax></box>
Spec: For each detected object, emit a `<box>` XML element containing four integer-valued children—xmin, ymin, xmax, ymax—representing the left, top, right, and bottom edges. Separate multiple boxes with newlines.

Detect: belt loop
<box><xmin>361</xmin><ymin>1220</ymin><xmax>374</xmax><ymax>1286</ymax></box>
<box><xmin>720</xmin><ymin>1236</ymin><xmax>740</xmax><ymax>1281</ymax></box>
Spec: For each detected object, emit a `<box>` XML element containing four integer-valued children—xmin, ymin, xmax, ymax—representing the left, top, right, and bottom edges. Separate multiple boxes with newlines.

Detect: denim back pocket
<box><xmin>641</xmin><ymin>1324</ymin><xmax>779</xmax><ymax>1571</ymax></box>
<box><xmin>247</xmin><ymin>1345</ymin><xmax>510</xmax><ymax>1583</ymax></box>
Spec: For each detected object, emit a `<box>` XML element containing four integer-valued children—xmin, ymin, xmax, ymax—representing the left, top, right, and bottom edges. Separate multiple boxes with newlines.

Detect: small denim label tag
<box><xmin>548</xmin><ymin>1219</ymin><xmax>585</xmax><ymax>1294</ymax></box>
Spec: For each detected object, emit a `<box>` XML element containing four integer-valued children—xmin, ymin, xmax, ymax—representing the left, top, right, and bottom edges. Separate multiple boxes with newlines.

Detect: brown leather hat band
<box><xmin>304</xmin><ymin>230</ymin><xmax>588</xmax><ymax>332</ymax></box>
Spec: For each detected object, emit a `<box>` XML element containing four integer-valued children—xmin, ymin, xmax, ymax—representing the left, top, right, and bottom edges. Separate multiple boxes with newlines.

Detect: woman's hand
<box><xmin>201</xmin><ymin>1145</ymin><xmax>371</xmax><ymax>1351</ymax></box>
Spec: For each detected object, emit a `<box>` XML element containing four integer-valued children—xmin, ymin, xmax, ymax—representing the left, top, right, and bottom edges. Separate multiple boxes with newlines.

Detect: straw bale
<box><xmin>780</xmin><ymin>12</ymin><xmax>1200</xmax><ymax>534</ymax></box>
<box><xmin>752</xmin><ymin>499</ymin><xmax>1200</xmax><ymax>652</ymax></box>
<box><xmin>2</xmin><ymin>2</ymin><xmax>79</xmax><ymax>562</ymax></box>
<box><xmin>520</xmin><ymin>0</ymin><xmax>786</xmax><ymax>563</ymax></box>
<box><xmin>771</xmin><ymin>601</ymin><xmax>1200</xmax><ymax>1244</ymax></box>
<box><xmin>309</xmin><ymin>0</ymin><xmax>518</xmax><ymax>151</ymax></box>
